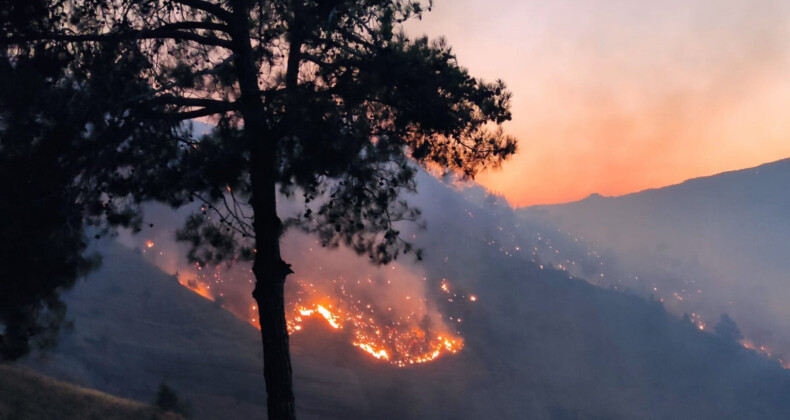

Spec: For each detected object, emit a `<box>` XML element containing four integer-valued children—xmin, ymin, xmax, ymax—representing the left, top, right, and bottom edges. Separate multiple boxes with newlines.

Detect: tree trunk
<box><xmin>247</xmin><ymin>85</ymin><xmax>298</xmax><ymax>420</ymax></box>
<box><xmin>250</xmin><ymin>150</ymin><xmax>296</xmax><ymax>420</ymax></box>
<box><xmin>228</xmin><ymin>1</ymin><xmax>296</xmax><ymax>418</ymax></box>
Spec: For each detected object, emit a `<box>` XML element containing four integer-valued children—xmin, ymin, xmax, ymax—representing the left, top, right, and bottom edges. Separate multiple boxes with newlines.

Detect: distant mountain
<box><xmin>521</xmin><ymin>157</ymin><xmax>790</xmax><ymax>367</ymax></box>
<box><xmin>18</xmin><ymin>169</ymin><xmax>790</xmax><ymax>420</ymax></box>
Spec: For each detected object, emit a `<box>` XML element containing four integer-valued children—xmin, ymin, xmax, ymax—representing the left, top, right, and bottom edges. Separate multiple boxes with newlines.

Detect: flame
<box><xmin>296</xmin><ymin>304</ymin><xmax>342</xmax><ymax>329</ymax></box>
<box><xmin>145</xmin><ymin>240</ymin><xmax>155</xmax><ymax>248</ymax></box>
<box><xmin>354</xmin><ymin>342</ymin><xmax>390</xmax><ymax>360</ymax></box>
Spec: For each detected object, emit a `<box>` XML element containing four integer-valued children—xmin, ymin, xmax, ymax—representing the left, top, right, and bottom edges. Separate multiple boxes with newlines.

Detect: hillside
<box><xmin>521</xmin><ymin>157</ymin><xmax>790</xmax><ymax>363</ymax></box>
<box><xmin>17</xmin><ymin>170</ymin><xmax>790</xmax><ymax>419</ymax></box>
<box><xmin>0</xmin><ymin>364</ymin><xmax>183</xmax><ymax>420</ymax></box>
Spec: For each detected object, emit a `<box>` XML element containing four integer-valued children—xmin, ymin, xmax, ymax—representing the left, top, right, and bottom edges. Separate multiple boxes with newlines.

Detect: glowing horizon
<box><xmin>409</xmin><ymin>0</ymin><xmax>790</xmax><ymax>206</ymax></box>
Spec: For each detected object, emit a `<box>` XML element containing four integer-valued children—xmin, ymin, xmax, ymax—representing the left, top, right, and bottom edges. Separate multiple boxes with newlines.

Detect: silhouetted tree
<box><xmin>715</xmin><ymin>313</ymin><xmax>743</xmax><ymax>343</ymax></box>
<box><xmin>0</xmin><ymin>15</ymin><xmax>187</xmax><ymax>359</ymax></box>
<box><xmin>155</xmin><ymin>382</ymin><xmax>190</xmax><ymax>417</ymax></box>
<box><xmin>3</xmin><ymin>1</ymin><xmax>517</xmax><ymax>418</ymax></box>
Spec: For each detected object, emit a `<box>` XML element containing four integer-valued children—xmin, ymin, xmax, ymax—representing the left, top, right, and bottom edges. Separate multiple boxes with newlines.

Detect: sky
<box><xmin>408</xmin><ymin>0</ymin><xmax>790</xmax><ymax>206</ymax></box>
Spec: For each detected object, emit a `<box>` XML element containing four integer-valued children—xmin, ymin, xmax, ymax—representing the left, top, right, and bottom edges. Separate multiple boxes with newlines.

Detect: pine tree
<box><xmin>3</xmin><ymin>2</ymin><xmax>518</xmax><ymax>418</ymax></box>
<box><xmin>0</xmin><ymin>13</ymin><xmax>186</xmax><ymax>359</ymax></box>
<box><xmin>714</xmin><ymin>313</ymin><xmax>743</xmax><ymax>343</ymax></box>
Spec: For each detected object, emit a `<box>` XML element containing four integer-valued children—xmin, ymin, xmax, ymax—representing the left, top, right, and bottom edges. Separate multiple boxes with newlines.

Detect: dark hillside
<box><xmin>18</xmin><ymin>170</ymin><xmax>790</xmax><ymax>419</ymax></box>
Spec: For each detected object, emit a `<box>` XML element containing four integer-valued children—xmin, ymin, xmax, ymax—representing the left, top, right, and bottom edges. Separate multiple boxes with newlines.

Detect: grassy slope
<box><xmin>0</xmin><ymin>365</ymin><xmax>182</xmax><ymax>420</ymax></box>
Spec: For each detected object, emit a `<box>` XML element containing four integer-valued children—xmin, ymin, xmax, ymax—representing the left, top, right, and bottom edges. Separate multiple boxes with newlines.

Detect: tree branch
<box><xmin>2</xmin><ymin>28</ymin><xmax>233</xmax><ymax>49</ymax></box>
<box><xmin>156</xmin><ymin>21</ymin><xmax>231</xmax><ymax>34</ymax></box>
<box><xmin>151</xmin><ymin>106</ymin><xmax>235</xmax><ymax>121</ymax></box>
<box><xmin>148</xmin><ymin>95</ymin><xmax>236</xmax><ymax>110</ymax></box>
<box><xmin>172</xmin><ymin>0</ymin><xmax>234</xmax><ymax>23</ymax></box>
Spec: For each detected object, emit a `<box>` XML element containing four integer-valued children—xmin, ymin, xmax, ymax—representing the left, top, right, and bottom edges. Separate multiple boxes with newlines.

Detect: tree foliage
<box><xmin>0</xmin><ymin>2</ymin><xmax>190</xmax><ymax>359</ymax></box>
<box><xmin>4</xmin><ymin>0</ymin><xmax>516</xmax><ymax>264</ymax></box>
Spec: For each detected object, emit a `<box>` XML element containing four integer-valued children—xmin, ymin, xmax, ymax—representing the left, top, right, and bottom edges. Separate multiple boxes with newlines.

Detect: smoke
<box><xmin>118</xmin><ymin>159</ymin><xmax>790</xmax><ymax>372</ymax></box>
<box><xmin>521</xmin><ymin>158</ymin><xmax>790</xmax><ymax>367</ymax></box>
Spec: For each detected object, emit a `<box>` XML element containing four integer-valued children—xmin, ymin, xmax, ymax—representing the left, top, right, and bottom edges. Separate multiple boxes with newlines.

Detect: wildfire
<box><xmin>141</xmin><ymin>231</ymin><xmax>465</xmax><ymax>367</ymax></box>
<box><xmin>166</xmin><ymin>260</ymin><xmax>464</xmax><ymax>366</ymax></box>
<box><xmin>284</xmin><ymin>284</ymin><xmax>465</xmax><ymax>367</ymax></box>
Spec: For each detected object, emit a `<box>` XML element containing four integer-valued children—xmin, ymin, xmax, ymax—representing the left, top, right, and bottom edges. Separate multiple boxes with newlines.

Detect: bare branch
<box><xmin>192</xmin><ymin>192</ymin><xmax>255</xmax><ymax>238</ymax></box>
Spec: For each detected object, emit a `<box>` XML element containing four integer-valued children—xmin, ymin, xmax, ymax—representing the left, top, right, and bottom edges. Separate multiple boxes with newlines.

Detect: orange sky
<box><xmin>408</xmin><ymin>0</ymin><xmax>790</xmax><ymax>206</ymax></box>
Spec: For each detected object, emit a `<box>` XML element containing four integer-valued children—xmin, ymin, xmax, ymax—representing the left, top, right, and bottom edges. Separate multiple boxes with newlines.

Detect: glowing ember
<box><xmin>440</xmin><ymin>280</ymin><xmax>450</xmax><ymax>293</ymax></box>
<box><xmin>145</xmin><ymin>240</ymin><xmax>155</xmax><ymax>248</ymax></box>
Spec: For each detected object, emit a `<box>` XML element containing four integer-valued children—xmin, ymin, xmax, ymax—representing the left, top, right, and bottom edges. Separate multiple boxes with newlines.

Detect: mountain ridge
<box><xmin>525</xmin><ymin>156</ymin><xmax>790</xmax><ymax>209</ymax></box>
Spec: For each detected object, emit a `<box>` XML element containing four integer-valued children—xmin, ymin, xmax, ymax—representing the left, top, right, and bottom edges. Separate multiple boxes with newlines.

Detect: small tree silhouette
<box><xmin>714</xmin><ymin>313</ymin><xmax>743</xmax><ymax>343</ymax></box>
<box><xmin>155</xmin><ymin>382</ymin><xmax>189</xmax><ymax>417</ymax></box>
